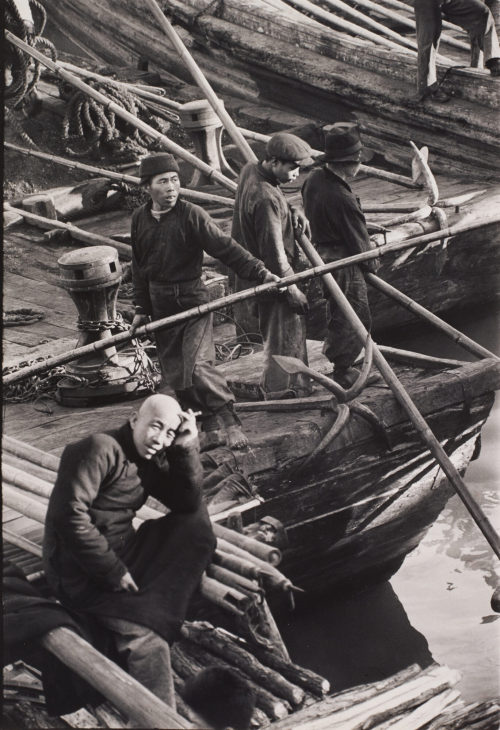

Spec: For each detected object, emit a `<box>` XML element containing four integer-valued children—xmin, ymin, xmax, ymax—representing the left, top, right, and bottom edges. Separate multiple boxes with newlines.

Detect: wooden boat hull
<box><xmin>49</xmin><ymin>0</ymin><xmax>500</xmax><ymax>178</ymax></box>
<box><xmin>213</xmin><ymin>352</ymin><xmax>500</xmax><ymax>592</ymax></box>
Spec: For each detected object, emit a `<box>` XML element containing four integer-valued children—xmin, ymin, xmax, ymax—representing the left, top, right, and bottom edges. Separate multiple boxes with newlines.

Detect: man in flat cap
<box><xmin>302</xmin><ymin>123</ymin><xmax>379</xmax><ymax>389</ymax></box>
<box><xmin>231</xmin><ymin>132</ymin><xmax>314</xmax><ymax>398</ymax></box>
<box><xmin>130</xmin><ymin>153</ymin><xmax>279</xmax><ymax>449</ymax></box>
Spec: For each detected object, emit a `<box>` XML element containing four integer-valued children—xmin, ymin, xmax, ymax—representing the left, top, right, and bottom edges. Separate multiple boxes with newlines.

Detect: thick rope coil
<box><xmin>61</xmin><ymin>79</ymin><xmax>171</xmax><ymax>161</ymax></box>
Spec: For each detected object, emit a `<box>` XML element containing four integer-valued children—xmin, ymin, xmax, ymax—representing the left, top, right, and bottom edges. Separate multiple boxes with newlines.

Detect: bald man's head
<box><xmin>130</xmin><ymin>394</ymin><xmax>183</xmax><ymax>458</ymax></box>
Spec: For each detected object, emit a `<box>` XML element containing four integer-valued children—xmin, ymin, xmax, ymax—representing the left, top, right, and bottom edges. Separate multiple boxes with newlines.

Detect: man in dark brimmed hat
<box><xmin>302</xmin><ymin>123</ymin><xmax>379</xmax><ymax>389</ymax></box>
<box><xmin>130</xmin><ymin>153</ymin><xmax>280</xmax><ymax>449</ymax></box>
<box><xmin>231</xmin><ymin>132</ymin><xmax>314</xmax><ymax>398</ymax></box>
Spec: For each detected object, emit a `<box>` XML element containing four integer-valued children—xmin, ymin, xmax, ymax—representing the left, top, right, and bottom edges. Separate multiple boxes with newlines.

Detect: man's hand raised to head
<box><xmin>173</xmin><ymin>409</ymin><xmax>199</xmax><ymax>448</ymax></box>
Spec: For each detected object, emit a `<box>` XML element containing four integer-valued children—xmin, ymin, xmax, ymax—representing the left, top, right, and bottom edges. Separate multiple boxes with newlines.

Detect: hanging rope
<box><xmin>5</xmin><ymin>0</ymin><xmax>56</xmax><ymax>107</ymax></box>
<box><xmin>4</xmin><ymin>0</ymin><xmax>56</xmax><ymax>145</ymax></box>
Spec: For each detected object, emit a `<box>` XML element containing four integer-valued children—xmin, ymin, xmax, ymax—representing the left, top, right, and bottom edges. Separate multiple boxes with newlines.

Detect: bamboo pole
<box><xmin>367</xmin><ymin>274</ymin><xmax>498</xmax><ymax>360</ymax></box>
<box><xmin>338</xmin><ymin>0</ymin><xmax>469</xmax><ymax>50</ymax></box>
<box><xmin>213</xmin><ymin>523</ymin><xmax>282</xmax><ymax>565</ymax></box>
<box><xmin>143</xmin><ymin>0</ymin><xmax>257</xmax><ymax>165</ymax></box>
<box><xmin>5</xmin><ymin>213</ymin><xmax>499</xmax><ymax>386</ymax></box>
<box><xmin>292</xmin><ymin>0</ymin><xmax>419</xmax><ymax>51</ymax></box>
<box><xmin>5</xmin><ymin>31</ymin><xmax>237</xmax><ymax>192</ymax></box>
<box><xmin>4</xmin><ymin>204</ymin><xmax>132</xmax><ymax>258</ymax></box>
<box><xmin>41</xmin><ymin>627</ymin><xmax>190</xmax><ymax>728</ymax></box>
<box><xmin>4</xmin><ymin>142</ymin><xmax>236</xmax><ymax>207</ymax></box>
<box><xmin>294</xmin><ymin>229</ymin><xmax>500</xmax><ymax>559</ymax></box>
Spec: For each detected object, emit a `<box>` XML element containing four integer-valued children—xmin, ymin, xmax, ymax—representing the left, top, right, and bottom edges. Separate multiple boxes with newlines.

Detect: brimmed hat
<box><xmin>266</xmin><ymin>132</ymin><xmax>314</xmax><ymax>166</ymax></box>
<box><xmin>139</xmin><ymin>153</ymin><xmax>180</xmax><ymax>183</ymax></box>
<box><xmin>322</xmin><ymin>122</ymin><xmax>362</xmax><ymax>162</ymax></box>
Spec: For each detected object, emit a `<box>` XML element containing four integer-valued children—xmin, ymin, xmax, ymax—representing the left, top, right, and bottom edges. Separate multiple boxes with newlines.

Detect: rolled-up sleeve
<box><xmin>194</xmin><ymin>207</ymin><xmax>267</xmax><ymax>282</ymax></box>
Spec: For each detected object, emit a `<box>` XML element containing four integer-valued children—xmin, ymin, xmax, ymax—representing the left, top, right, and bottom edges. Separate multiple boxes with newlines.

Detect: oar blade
<box><xmin>272</xmin><ymin>355</ymin><xmax>310</xmax><ymax>375</ymax></box>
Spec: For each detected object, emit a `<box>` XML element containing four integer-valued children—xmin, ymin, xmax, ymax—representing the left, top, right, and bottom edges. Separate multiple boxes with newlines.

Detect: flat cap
<box><xmin>266</xmin><ymin>132</ymin><xmax>314</xmax><ymax>166</ymax></box>
<box><xmin>323</xmin><ymin>122</ymin><xmax>362</xmax><ymax>162</ymax></box>
<box><xmin>139</xmin><ymin>153</ymin><xmax>180</xmax><ymax>182</ymax></box>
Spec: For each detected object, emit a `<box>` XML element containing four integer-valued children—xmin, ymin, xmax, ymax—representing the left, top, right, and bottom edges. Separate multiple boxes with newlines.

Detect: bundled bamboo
<box><xmin>214</xmin><ymin>522</ymin><xmax>282</xmax><ymax>565</ymax></box>
<box><xmin>206</xmin><ymin>563</ymin><xmax>263</xmax><ymax>598</ymax></box>
<box><xmin>181</xmin><ymin>623</ymin><xmax>305</xmax><ymax>706</ymax></box>
<box><xmin>3</xmin><ymin>451</ymin><xmax>58</xmax><ymax>484</ymax></box>
<box><xmin>323</xmin><ymin>0</ymin><xmax>468</xmax><ymax>51</ymax></box>
<box><xmin>216</xmin><ymin>538</ymin><xmax>298</xmax><ymax>594</ymax></box>
<box><xmin>200</xmin><ymin>574</ymin><xmax>255</xmax><ymax>617</ymax></box>
<box><xmin>292</xmin><ymin>0</ymin><xmax>419</xmax><ymax>51</ymax></box>
<box><xmin>213</xmin><ymin>549</ymin><xmax>264</xmax><ymax>581</ymax></box>
<box><xmin>3</xmin><ymin>434</ymin><xmax>60</xmax><ymax>472</ymax></box>
<box><xmin>179</xmin><ymin>639</ymin><xmax>290</xmax><ymax>721</ymax></box>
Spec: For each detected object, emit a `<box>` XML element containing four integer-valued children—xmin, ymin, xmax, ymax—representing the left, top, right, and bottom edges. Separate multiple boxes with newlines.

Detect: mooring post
<box><xmin>179</xmin><ymin>99</ymin><xmax>237</xmax><ymax>185</ymax></box>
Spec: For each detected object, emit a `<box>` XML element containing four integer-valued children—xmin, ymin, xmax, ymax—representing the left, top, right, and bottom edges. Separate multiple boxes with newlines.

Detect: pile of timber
<box><xmin>4</xmin><ymin>642</ymin><xmax>498</xmax><ymax>729</ymax></box>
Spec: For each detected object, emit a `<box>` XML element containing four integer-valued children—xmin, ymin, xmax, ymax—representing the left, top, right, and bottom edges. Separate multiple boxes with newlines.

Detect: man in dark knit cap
<box><xmin>43</xmin><ymin>394</ymin><xmax>216</xmax><ymax>708</ymax></box>
<box><xmin>231</xmin><ymin>132</ymin><xmax>314</xmax><ymax>399</ymax></box>
<box><xmin>302</xmin><ymin>123</ymin><xmax>379</xmax><ymax>389</ymax></box>
<box><xmin>130</xmin><ymin>153</ymin><xmax>279</xmax><ymax>449</ymax></box>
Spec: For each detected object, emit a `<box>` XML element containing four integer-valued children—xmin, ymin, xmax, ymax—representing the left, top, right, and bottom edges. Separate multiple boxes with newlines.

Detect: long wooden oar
<box><xmin>4</xmin><ymin>215</ymin><xmax>498</xmax><ymax>386</ymax></box>
<box><xmin>366</xmin><ymin>274</ymin><xmax>497</xmax><ymax>360</ymax></box>
<box><xmin>293</xmin><ymin>229</ymin><xmax>500</xmax><ymax>559</ymax></box>
<box><xmin>5</xmin><ymin>30</ymin><xmax>237</xmax><ymax>193</ymax></box>
<box><xmin>143</xmin><ymin>0</ymin><xmax>257</xmax><ymax>165</ymax></box>
<box><xmin>4</xmin><ymin>142</ymin><xmax>235</xmax><ymax>207</ymax></box>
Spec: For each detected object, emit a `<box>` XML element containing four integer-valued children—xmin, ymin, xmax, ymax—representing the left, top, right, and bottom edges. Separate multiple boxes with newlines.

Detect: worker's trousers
<box><xmin>96</xmin><ymin>616</ymin><xmax>176</xmax><ymax>709</ymax></box>
<box><xmin>415</xmin><ymin>0</ymin><xmax>500</xmax><ymax>93</ymax></box>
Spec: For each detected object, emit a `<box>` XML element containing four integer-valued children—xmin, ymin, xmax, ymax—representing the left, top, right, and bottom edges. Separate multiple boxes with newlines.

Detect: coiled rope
<box><xmin>59</xmin><ymin>78</ymin><xmax>172</xmax><ymax>160</ymax></box>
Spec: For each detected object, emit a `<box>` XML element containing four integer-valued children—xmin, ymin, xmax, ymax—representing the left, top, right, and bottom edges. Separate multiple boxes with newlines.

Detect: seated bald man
<box><xmin>43</xmin><ymin>394</ymin><xmax>216</xmax><ymax>708</ymax></box>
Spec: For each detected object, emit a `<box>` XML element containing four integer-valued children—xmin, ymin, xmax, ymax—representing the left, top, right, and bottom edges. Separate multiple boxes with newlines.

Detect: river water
<box><xmin>278</xmin><ymin>305</ymin><xmax>500</xmax><ymax>704</ymax></box>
